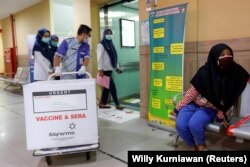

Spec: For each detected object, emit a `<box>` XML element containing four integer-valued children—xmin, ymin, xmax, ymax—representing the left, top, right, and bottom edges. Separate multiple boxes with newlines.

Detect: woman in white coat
<box><xmin>97</xmin><ymin>28</ymin><xmax>124</xmax><ymax>110</ymax></box>
<box><xmin>33</xmin><ymin>28</ymin><xmax>53</xmax><ymax>81</ymax></box>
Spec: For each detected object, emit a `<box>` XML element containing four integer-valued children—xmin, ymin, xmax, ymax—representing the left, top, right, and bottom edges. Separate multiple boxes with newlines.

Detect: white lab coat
<box><xmin>97</xmin><ymin>43</ymin><xmax>114</xmax><ymax>71</ymax></box>
<box><xmin>33</xmin><ymin>51</ymin><xmax>53</xmax><ymax>81</ymax></box>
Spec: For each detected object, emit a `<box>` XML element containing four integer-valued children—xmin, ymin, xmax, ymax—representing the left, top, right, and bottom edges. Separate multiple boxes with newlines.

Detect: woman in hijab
<box><xmin>33</xmin><ymin>28</ymin><xmax>53</xmax><ymax>81</ymax></box>
<box><xmin>97</xmin><ymin>28</ymin><xmax>124</xmax><ymax>110</ymax></box>
<box><xmin>49</xmin><ymin>35</ymin><xmax>59</xmax><ymax>57</ymax></box>
<box><xmin>174</xmin><ymin>43</ymin><xmax>249</xmax><ymax>151</ymax></box>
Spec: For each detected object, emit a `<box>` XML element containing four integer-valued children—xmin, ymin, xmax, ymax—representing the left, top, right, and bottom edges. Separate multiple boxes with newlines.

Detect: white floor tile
<box><xmin>1</xmin><ymin>82</ymin><xmax>250</xmax><ymax>167</ymax></box>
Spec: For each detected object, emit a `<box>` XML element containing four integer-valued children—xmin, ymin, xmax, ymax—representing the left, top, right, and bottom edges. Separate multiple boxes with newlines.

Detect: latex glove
<box><xmin>54</xmin><ymin>66</ymin><xmax>62</xmax><ymax>76</ymax></box>
<box><xmin>78</xmin><ymin>66</ymin><xmax>86</xmax><ymax>75</ymax></box>
<box><xmin>116</xmin><ymin>68</ymin><xmax>122</xmax><ymax>74</ymax></box>
<box><xmin>48</xmin><ymin>68</ymin><xmax>54</xmax><ymax>75</ymax></box>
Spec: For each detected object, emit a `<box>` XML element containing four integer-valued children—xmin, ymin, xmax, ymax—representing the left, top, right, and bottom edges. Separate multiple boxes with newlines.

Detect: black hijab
<box><xmin>100</xmin><ymin>28</ymin><xmax>117</xmax><ymax>68</ymax></box>
<box><xmin>32</xmin><ymin>28</ymin><xmax>53</xmax><ymax>67</ymax></box>
<box><xmin>190</xmin><ymin>43</ymin><xmax>249</xmax><ymax>113</ymax></box>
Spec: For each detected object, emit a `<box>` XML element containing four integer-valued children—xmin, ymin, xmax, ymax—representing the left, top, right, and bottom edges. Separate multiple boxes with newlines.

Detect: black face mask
<box><xmin>218</xmin><ymin>56</ymin><xmax>235</xmax><ymax>72</ymax></box>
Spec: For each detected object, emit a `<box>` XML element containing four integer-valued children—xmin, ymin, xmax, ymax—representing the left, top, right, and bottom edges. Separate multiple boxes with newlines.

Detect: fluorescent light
<box><xmin>100</xmin><ymin>11</ymin><xmax>126</xmax><ymax>18</ymax></box>
<box><xmin>128</xmin><ymin>16</ymin><xmax>139</xmax><ymax>21</ymax></box>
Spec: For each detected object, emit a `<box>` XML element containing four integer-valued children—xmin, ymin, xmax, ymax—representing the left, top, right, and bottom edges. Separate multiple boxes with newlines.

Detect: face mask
<box><xmin>105</xmin><ymin>35</ymin><xmax>113</xmax><ymax>40</ymax></box>
<box><xmin>84</xmin><ymin>36</ymin><xmax>89</xmax><ymax>43</ymax></box>
<box><xmin>218</xmin><ymin>56</ymin><xmax>234</xmax><ymax>72</ymax></box>
<box><xmin>51</xmin><ymin>41</ymin><xmax>58</xmax><ymax>47</ymax></box>
<box><xmin>41</xmin><ymin>37</ymin><xmax>49</xmax><ymax>43</ymax></box>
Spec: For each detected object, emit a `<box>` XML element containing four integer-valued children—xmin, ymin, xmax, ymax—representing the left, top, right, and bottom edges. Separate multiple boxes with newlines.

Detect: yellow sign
<box><xmin>153</xmin><ymin>28</ymin><xmax>164</xmax><ymax>38</ymax></box>
<box><xmin>153</xmin><ymin>18</ymin><xmax>165</xmax><ymax>24</ymax></box>
<box><xmin>165</xmin><ymin>99</ymin><xmax>173</xmax><ymax>106</ymax></box>
<box><xmin>152</xmin><ymin>98</ymin><xmax>161</xmax><ymax>109</ymax></box>
<box><xmin>166</xmin><ymin>76</ymin><xmax>183</xmax><ymax>92</ymax></box>
<box><xmin>154</xmin><ymin>79</ymin><xmax>163</xmax><ymax>87</ymax></box>
<box><xmin>153</xmin><ymin>46</ymin><xmax>164</xmax><ymax>53</ymax></box>
<box><xmin>170</xmin><ymin>43</ymin><xmax>184</xmax><ymax>54</ymax></box>
<box><xmin>152</xmin><ymin>62</ymin><xmax>164</xmax><ymax>70</ymax></box>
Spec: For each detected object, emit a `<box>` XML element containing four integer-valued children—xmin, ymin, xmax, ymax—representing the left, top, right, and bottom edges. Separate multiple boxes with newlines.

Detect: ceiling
<box><xmin>0</xmin><ymin>0</ymin><xmax>114</xmax><ymax>21</ymax></box>
<box><xmin>0</xmin><ymin>0</ymin><xmax>42</xmax><ymax>20</ymax></box>
<box><xmin>92</xmin><ymin>0</ymin><xmax>113</xmax><ymax>4</ymax></box>
<box><xmin>122</xmin><ymin>0</ymin><xmax>138</xmax><ymax>10</ymax></box>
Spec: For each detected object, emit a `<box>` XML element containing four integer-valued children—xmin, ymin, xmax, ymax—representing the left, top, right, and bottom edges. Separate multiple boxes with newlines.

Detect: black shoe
<box><xmin>99</xmin><ymin>104</ymin><xmax>111</xmax><ymax>109</ymax></box>
<box><xmin>116</xmin><ymin>105</ymin><xmax>125</xmax><ymax>110</ymax></box>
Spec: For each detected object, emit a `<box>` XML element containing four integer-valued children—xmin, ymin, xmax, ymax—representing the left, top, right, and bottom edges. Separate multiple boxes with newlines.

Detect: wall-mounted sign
<box><xmin>120</xmin><ymin>19</ymin><xmax>136</xmax><ymax>47</ymax></box>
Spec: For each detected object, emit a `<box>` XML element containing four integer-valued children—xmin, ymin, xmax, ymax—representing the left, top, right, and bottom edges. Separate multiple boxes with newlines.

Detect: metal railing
<box><xmin>119</xmin><ymin>61</ymin><xmax>139</xmax><ymax>71</ymax></box>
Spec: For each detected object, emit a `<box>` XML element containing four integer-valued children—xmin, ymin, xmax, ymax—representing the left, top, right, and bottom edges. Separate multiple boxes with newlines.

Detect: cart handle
<box><xmin>48</xmin><ymin>71</ymin><xmax>92</xmax><ymax>81</ymax></box>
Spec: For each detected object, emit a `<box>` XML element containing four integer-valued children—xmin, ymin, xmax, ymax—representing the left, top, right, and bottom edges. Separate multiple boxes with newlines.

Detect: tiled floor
<box><xmin>0</xmin><ymin>83</ymin><xmax>250</xmax><ymax>167</ymax></box>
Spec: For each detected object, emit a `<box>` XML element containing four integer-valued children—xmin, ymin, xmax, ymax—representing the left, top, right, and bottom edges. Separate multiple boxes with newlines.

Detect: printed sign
<box><xmin>23</xmin><ymin>79</ymin><xmax>98</xmax><ymax>150</ymax></box>
<box><xmin>148</xmin><ymin>4</ymin><xmax>187</xmax><ymax>128</ymax></box>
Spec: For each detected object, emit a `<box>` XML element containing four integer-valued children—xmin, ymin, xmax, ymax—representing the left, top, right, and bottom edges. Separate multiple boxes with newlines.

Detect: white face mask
<box><xmin>42</xmin><ymin>37</ymin><xmax>49</xmax><ymax>43</ymax></box>
<box><xmin>105</xmin><ymin>35</ymin><xmax>113</xmax><ymax>40</ymax></box>
<box><xmin>84</xmin><ymin>36</ymin><xmax>89</xmax><ymax>43</ymax></box>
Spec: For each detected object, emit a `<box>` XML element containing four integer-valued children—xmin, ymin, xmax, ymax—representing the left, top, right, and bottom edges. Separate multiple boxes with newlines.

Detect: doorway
<box><xmin>99</xmin><ymin>0</ymin><xmax>140</xmax><ymax>109</ymax></box>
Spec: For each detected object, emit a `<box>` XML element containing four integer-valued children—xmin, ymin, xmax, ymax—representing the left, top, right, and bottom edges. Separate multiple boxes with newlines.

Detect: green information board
<box><xmin>148</xmin><ymin>4</ymin><xmax>187</xmax><ymax>128</ymax></box>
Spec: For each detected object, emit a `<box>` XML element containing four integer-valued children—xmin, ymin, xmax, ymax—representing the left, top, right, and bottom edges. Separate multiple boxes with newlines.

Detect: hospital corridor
<box><xmin>0</xmin><ymin>82</ymin><xmax>250</xmax><ymax>167</ymax></box>
<box><xmin>0</xmin><ymin>0</ymin><xmax>250</xmax><ymax>167</ymax></box>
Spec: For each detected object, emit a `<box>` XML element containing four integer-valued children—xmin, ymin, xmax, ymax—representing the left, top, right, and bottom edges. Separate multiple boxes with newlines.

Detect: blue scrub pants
<box><xmin>176</xmin><ymin>103</ymin><xmax>216</xmax><ymax>147</ymax></box>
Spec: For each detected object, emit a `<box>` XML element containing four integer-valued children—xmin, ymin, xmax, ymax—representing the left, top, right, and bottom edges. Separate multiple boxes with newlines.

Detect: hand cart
<box><xmin>23</xmin><ymin>72</ymin><xmax>99</xmax><ymax>165</ymax></box>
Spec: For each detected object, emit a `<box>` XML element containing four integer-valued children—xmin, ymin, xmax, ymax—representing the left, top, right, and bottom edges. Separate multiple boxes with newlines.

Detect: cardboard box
<box><xmin>23</xmin><ymin>79</ymin><xmax>98</xmax><ymax>150</ymax></box>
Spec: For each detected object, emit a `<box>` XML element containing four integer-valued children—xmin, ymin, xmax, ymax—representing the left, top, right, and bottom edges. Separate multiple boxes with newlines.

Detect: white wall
<box><xmin>73</xmin><ymin>0</ymin><xmax>91</xmax><ymax>34</ymax></box>
<box><xmin>14</xmin><ymin>0</ymin><xmax>51</xmax><ymax>66</ymax></box>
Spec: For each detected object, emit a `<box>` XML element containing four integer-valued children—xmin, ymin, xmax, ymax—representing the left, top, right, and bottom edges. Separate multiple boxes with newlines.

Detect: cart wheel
<box><xmin>86</xmin><ymin>152</ymin><xmax>91</xmax><ymax>160</ymax></box>
<box><xmin>46</xmin><ymin>156</ymin><xmax>52</xmax><ymax>165</ymax></box>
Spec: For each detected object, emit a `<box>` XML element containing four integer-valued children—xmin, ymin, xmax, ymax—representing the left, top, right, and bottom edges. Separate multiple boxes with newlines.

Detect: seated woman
<box><xmin>174</xmin><ymin>43</ymin><xmax>249</xmax><ymax>151</ymax></box>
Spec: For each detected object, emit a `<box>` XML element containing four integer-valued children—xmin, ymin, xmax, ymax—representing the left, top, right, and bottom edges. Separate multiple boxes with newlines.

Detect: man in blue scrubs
<box><xmin>53</xmin><ymin>24</ymin><xmax>92</xmax><ymax>79</ymax></box>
